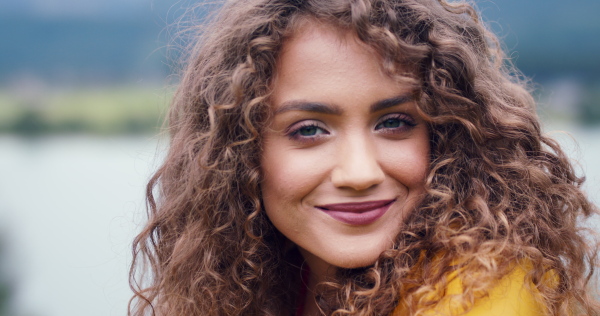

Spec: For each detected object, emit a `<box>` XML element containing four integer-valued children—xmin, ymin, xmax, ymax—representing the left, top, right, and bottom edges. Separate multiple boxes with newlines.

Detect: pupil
<box><xmin>384</xmin><ymin>119</ymin><xmax>401</xmax><ymax>128</ymax></box>
<box><xmin>300</xmin><ymin>126</ymin><xmax>317</xmax><ymax>136</ymax></box>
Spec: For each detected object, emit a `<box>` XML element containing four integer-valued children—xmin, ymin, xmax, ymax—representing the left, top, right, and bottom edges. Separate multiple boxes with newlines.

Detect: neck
<box><xmin>297</xmin><ymin>249</ymin><xmax>337</xmax><ymax>316</ymax></box>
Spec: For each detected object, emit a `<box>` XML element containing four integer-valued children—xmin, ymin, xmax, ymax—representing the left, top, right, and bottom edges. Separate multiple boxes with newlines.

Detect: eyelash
<box><xmin>286</xmin><ymin>121</ymin><xmax>329</xmax><ymax>142</ymax></box>
<box><xmin>374</xmin><ymin>113</ymin><xmax>417</xmax><ymax>133</ymax></box>
<box><xmin>285</xmin><ymin>113</ymin><xmax>417</xmax><ymax>142</ymax></box>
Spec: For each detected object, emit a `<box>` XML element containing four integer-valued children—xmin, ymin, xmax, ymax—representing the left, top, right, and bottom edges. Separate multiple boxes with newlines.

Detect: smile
<box><xmin>316</xmin><ymin>199</ymin><xmax>395</xmax><ymax>225</ymax></box>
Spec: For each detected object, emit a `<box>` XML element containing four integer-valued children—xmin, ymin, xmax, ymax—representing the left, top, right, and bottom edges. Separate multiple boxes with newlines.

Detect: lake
<box><xmin>1</xmin><ymin>125</ymin><xmax>600</xmax><ymax>316</ymax></box>
<box><xmin>0</xmin><ymin>135</ymin><xmax>165</xmax><ymax>316</ymax></box>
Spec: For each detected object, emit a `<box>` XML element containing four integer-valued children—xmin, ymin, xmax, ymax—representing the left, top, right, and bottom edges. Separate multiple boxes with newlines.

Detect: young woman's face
<box><xmin>261</xmin><ymin>23</ymin><xmax>429</xmax><ymax>274</ymax></box>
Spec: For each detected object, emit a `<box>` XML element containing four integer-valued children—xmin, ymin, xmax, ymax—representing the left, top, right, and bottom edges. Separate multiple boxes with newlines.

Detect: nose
<box><xmin>331</xmin><ymin>135</ymin><xmax>385</xmax><ymax>191</ymax></box>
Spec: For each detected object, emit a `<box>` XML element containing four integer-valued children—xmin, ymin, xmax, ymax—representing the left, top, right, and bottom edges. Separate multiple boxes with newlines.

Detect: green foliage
<box><xmin>0</xmin><ymin>87</ymin><xmax>172</xmax><ymax>135</ymax></box>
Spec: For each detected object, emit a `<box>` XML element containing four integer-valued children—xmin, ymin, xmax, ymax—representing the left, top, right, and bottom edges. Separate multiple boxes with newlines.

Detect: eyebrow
<box><xmin>275</xmin><ymin>101</ymin><xmax>342</xmax><ymax>115</ymax></box>
<box><xmin>370</xmin><ymin>94</ymin><xmax>414</xmax><ymax>112</ymax></box>
<box><xmin>274</xmin><ymin>94</ymin><xmax>414</xmax><ymax>115</ymax></box>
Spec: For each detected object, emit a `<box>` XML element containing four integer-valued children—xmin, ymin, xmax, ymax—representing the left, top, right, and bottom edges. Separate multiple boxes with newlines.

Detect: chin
<box><xmin>330</xmin><ymin>252</ymin><xmax>384</xmax><ymax>270</ymax></box>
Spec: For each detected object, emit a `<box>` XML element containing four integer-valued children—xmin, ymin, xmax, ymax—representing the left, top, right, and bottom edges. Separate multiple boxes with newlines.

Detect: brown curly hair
<box><xmin>129</xmin><ymin>0</ymin><xmax>600</xmax><ymax>315</ymax></box>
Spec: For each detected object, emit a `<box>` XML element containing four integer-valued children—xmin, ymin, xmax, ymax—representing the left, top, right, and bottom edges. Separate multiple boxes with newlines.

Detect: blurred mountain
<box><xmin>0</xmin><ymin>0</ymin><xmax>179</xmax><ymax>19</ymax></box>
<box><xmin>0</xmin><ymin>0</ymin><xmax>188</xmax><ymax>86</ymax></box>
<box><xmin>0</xmin><ymin>16</ymin><xmax>167</xmax><ymax>85</ymax></box>
<box><xmin>476</xmin><ymin>0</ymin><xmax>600</xmax><ymax>80</ymax></box>
<box><xmin>0</xmin><ymin>0</ymin><xmax>598</xmax><ymax>86</ymax></box>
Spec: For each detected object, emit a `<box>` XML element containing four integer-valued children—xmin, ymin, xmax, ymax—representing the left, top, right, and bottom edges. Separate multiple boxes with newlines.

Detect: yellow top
<box><xmin>391</xmin><ymin>265</ymin><xmax>547</xmax><ymax>316</ymax></box>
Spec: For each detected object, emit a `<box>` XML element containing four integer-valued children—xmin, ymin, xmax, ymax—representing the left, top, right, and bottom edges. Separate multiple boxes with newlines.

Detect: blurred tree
<box><xmin>578</xmin><ymin>83</ymin><xmax>600</xmax><ymax>126</ymax></box>
<box><xmin>0</xmin><ymin>233</ymin><xmax>14</xmax><ymax>316</ymax></box>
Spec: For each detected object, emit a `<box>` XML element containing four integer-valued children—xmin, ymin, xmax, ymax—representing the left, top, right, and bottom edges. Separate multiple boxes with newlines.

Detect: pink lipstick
<box><xmin>316</xmin><ymin>199</ymin><xmax>395</xmax><ymax>225</ymax></box>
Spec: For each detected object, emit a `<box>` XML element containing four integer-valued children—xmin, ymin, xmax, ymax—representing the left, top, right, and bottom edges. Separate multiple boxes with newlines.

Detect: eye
<box><xmin>375</xmin><ymin>113</ymin><xmax>416</xmax><ymax>133</ymax></box>
<box><xmin>297</xmin><ymin>125</ymin><xmax>323</xmax><ymax>136</ymax></box>
<box><xmin>287</xmin><ymin>121</ymin><xmax>329</xmax><ymax>142</ymax></box>
<box><xmin>379</xmin><ymin>118</ymin><xmax>405</xmax><ymax>129</ymax></box>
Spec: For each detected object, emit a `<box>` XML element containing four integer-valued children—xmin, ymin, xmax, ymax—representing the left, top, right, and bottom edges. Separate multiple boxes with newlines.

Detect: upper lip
<box><xmin>315</xmin><ymin>199</ymin><xmax>395</xmax><ymax>213</ymax></box>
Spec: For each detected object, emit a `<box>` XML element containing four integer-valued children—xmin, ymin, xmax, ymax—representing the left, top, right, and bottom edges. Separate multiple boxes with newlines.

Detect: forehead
<box><xmin>278</xmin><ymin>21</ymin><xmax>382</xmax><ymax>74</ymax></box>
<box><xmin>271</xmin><ymin>22</ymin><xmax>412</xmax><ymax>107</ymax></box>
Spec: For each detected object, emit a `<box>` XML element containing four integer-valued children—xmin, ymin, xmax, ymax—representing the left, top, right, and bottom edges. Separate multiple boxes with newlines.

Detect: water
<box><xmin>0</xmin><ymin>135</ymin><xmax>166</xmax><ymax>316</ymax></box>
<box><xmin>1</xmin><ymin>126</ymin><xmax>600</xmax><ymax>316</ymax></box>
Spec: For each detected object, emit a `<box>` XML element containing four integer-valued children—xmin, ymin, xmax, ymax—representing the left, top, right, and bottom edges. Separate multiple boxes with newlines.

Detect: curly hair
<box><xmin>129</xmin><ymin>0</ymin><xmax>600</xmax><ymax>315</ymax></box>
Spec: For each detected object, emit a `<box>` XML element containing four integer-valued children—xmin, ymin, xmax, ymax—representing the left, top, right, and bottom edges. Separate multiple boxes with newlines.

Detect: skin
<box><xmin>260</xmin><ymin>22</ymin><xmax>430</xmax><ymax>315</ymax></box>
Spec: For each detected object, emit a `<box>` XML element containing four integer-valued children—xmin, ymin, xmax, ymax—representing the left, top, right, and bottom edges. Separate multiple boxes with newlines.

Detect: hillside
<box><xmin>0</xmin><ymin>0</ymin><xmax>599</xmax><ymax>85</ymax></box>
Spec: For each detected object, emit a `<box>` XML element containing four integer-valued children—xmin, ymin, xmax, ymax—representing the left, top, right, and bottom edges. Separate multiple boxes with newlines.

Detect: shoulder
<box><xmin>392</xmin><ymin>263</ymin><xmax>549</xmax><ymax>316</ymax></box>
<box><xmin>449</xmin><ymin>265</ymin><xmax>547</xmax><ymax>316</ymax></box>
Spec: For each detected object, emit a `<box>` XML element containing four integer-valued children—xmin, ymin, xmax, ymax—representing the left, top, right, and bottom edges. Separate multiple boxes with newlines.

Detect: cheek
<box><xmin>262</xmin><ymin>151</ymin><xmax>308</xmax><ymax>200</ymax></box>
<box><xmin>260</xmin><ymin>142</ymin><xmax>329</xmax><ymax>210</ymax></box>
<box><xmin>260</xmin><ymin>145</ymin><xmax>326</xmax><ymax>242</ymax></box>
<box><xmin>379</xmin><ymin>137</ymin><xmax>430</xmax><ymax>189</ymax></box>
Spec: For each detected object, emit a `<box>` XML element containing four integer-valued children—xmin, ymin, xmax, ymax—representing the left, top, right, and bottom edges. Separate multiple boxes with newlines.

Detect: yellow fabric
<box><xmin>391</xmin><ymin>265</ymin><xmax>547</xmax><ymax>316</ymax></box>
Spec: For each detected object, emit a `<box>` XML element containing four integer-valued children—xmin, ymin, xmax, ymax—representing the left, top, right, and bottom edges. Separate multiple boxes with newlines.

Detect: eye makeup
<box><xmin>374</xmin><ymin>113</ymin><xmax>417</xmax><ymax>134</ymax></box>
<box><xmin>285</xmin><ymin>120</ymin><xmax>330</xmax><ymax>142</ymax></box>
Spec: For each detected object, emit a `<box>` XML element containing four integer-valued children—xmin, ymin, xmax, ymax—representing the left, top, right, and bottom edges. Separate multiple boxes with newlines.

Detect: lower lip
<box><xmin>319</xmin><ymin>203</ymin><xmax>392</xmax><ymax>225</ymax></box>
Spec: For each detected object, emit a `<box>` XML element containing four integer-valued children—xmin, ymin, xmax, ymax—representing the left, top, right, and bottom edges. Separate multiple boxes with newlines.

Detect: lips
<box><xmin>316</xmin><ymin>199</ymin><xmax>395</xmax><ymax>225</ymax></box>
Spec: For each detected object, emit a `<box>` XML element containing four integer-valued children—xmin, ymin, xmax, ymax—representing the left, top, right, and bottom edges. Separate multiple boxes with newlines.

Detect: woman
<box><xmin>129</xmin><ymin>0</ymin><xmax>599</xmax><ymax>315</ymax></box>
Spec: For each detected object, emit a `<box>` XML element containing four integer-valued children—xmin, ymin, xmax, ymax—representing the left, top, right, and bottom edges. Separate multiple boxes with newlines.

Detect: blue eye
<box><xmin>298</xmin><ymin>125</ymin><xmax>322</xmax><ymax>136</ymax></box>
<box><xmin>287</xmin><ymin>121</ymin><xmax>329</xmax><ymax>142</ymax></box>
<box><xmin>379</xmin><ymin>118</ymin><xmax>405</xmax><ymax>129</ymax></box>
<box><xmin>375</xmin><ymin>114</ymin><xmax>416</xmax><ymax>132</ymax></box>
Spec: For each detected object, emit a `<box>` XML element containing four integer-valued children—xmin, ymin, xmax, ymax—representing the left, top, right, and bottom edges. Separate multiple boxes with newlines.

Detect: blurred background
<box><xmin>0</xmin><ymin>0</ymin><xmax>599</xmax><ymax>315</ymax></box>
